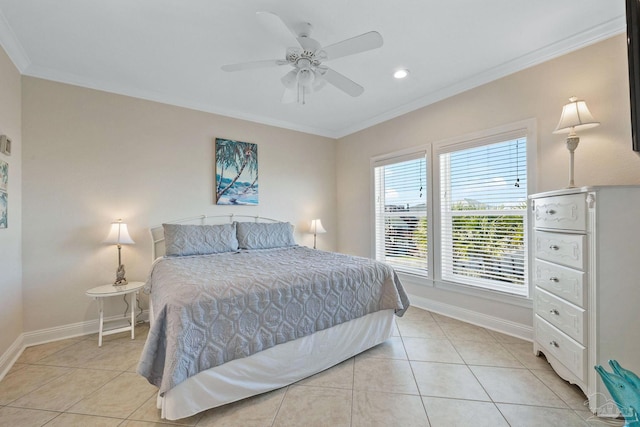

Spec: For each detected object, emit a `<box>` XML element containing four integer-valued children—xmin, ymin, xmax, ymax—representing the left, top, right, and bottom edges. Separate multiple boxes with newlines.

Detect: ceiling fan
<box><xmin>221</xmin><ymin>12</ymin><xmax>383</xmax><ymax>104</ymax></box>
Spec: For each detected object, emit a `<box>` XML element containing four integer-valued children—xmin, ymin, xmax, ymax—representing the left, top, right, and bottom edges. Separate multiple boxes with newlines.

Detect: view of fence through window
<box><xmin>375</xmin><ymin>136</ymin><xmax>527</xmax><ymax>295</ymax></box>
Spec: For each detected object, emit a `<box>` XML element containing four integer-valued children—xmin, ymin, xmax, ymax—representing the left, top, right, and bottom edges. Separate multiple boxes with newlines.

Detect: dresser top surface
<box><xmin>529</xmin><ymin>185</ymin><xmax>640</xmax><ymax>199</ymax></box>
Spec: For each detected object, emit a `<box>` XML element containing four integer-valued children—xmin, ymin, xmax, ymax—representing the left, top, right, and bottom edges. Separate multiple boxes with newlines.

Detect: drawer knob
<box><xmin>549</xmin><ymin>309</ymin><xmax>560</xmax><ymax>316</ymax></box>
<box><xmin>549</xmin><ymin>277</ymin><xmax>559</xmax><ymax>282</ymax></box>
<box><xmin>549</xmin><ymin>245</ymin><xmax>560</xmax><ymax>250</ymax></box>
<box><xmin>549</xmin><ymin>340</ymin><xmax>560</xmax><ymax>348</ymax></box>
<box><xmin>546</xmin><ymin>209</ymin><xmax>556</xmax><ymax>215</ymax></box>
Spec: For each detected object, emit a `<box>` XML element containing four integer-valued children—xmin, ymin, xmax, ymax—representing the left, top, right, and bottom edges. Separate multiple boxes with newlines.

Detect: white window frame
<box><xmin>435</xmin><ymin>130</ymin><xmax>530</xmax><ymax>296</ymax></box>
<box><xmin>371</xmin><ymin>147</ymin><xmax>433</xmax><ymax>279</ymax></box>
<box><xmin>371</xmin><ymin>119</ymin><xmax>537</xmax><ymax>303</ymax></box>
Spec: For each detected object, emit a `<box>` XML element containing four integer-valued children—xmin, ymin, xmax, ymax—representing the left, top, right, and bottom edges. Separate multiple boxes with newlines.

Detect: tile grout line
<box><xmin>414</xmin><ymin>310</ymin><xmax>545</xmax><ymax>426</ymax></box>
<box><xmin>3</xmin><ymin>313</ymin><xmax>612</xmax><ymax>425</ymax></box>
<box><xmin>397</xmin><ymin>316</ymin><xmax>433</xmax><ymax>426</ymax></box>
<box><xmin>267</xmin><ymin>382</ymin><xmax>289</xmax><ymax>427</ymax></box>
<box><xmin>454</xmin><ymin>342</ymin><xmax>512</xmax><ymax>426</ymax></box>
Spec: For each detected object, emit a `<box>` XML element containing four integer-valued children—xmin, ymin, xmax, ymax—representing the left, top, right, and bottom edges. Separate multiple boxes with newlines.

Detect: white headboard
<box><xmin>150</xmin><ymin>214</ymin><xmax>280</xmax><ymax>260</ymax></box>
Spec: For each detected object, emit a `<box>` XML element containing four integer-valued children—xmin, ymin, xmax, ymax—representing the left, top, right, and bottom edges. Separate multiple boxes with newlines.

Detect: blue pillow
<box><xmin>163</xmin><ymin>223</ymin><xmax>239</xmax><ymax>256</ymax></box>
<box><xmin>235</xmin><ymin>222</ymin><xmax>296</xmax><ymax>250</ymax></box>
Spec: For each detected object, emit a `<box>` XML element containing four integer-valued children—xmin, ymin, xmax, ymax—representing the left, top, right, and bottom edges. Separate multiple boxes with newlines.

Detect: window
<box><xmin>372</xmin><ymin>121</ymin><xmax>533</xmax><ymax>297</ymax></box>
<box><xmin>438</xmin><ymin>135</ymin><xmax>528</xmax><ymax>295</ymax></box>
<box><xmin>373</xmin><ymin>152</ymin><xmax>428</xmax><ymax>276</ymax></box>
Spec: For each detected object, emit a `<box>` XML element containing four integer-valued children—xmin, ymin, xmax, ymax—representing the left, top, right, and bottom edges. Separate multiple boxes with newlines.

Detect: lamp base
<box><xmin>566</xmin><ymin>135</ymin><xmax>580</xmax><ymax>188</ymax></box>
<box><xmin>114</xmin><ymin>264</ymin><xmax>128</xmax><ymax>287</ymax></box>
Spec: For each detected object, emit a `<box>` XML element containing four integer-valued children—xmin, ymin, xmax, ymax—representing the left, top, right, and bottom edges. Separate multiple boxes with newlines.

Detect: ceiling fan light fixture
<box><xmin>222</xmin><ymin>12</ymin><xmax>383</xmax><ymax>103</ymax></box>
<box><xmin>312</xmin><ymin>69</ymin><xmax>327</xmax><ymax>91</ymax></box>
<box><xmin>281</xmin><ymin>69</ymin><xmax>298</xmax><ymax>89</ymax></box>
<box><xmin>393</xmin><ymin>69</ymin><xmax>409</xmax><ymax>79</ymax></box>
<box><xmin>297</xmin><ymin>68</ymin><xmax>314</xmax><ymax>86</ymax></box>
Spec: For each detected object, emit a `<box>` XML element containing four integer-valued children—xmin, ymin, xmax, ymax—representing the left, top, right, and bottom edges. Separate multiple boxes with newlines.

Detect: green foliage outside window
<box><xmin>449</xmin><ymin>203</ymin><xmax>525</xmax><ymax>285</ymax></box>
<box><xmin>384</xmin><ymin>202</ymin><xmax>525</xmax><ymax>285</ymax></box>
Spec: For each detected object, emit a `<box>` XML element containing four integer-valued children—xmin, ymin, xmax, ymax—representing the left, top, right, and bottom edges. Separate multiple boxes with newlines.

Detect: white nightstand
<box><xmin>86</xmin><ymin>281</ymin><xmax>145</xmax><ymax>347</ymax></box>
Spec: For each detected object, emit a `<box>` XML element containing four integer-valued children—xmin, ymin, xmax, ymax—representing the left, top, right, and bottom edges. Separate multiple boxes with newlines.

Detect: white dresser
<box><xmin>530</xmin><ymin>186</ymin><xmax>640</xmax><ymax>413</ymax></box>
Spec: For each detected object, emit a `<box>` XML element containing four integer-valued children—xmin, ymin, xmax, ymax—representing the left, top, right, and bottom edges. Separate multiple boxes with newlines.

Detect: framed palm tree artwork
<box><xmin>215</xmin><ymin>138</ymin><xmax>258</xmax><ymax>205</ymax></box>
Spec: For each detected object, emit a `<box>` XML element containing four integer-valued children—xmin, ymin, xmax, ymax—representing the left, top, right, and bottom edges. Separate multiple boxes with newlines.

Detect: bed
<box><xmin>137</xmin><ymin>214</ymin><xmax>409</xmax><ymax>420</ymax></box>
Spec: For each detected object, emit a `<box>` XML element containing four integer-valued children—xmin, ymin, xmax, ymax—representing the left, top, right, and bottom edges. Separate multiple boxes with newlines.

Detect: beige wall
<box><xmin>336</xmin><ymin>34</ymin><xmax>640</xmax><ymax>326</ymax></box>
<box><xmin>12</xmin><ymin>33</ymin><xmax>640</xmax><ymax>339</ymax></box>
<box><xmin>0</xmin><ymin>45</ymin><xmax>22</xmax><ymax>356</ymax></box>
<box><xmin>21</xmin><ymin>78</ymin><xmax>336</xmax><ymax>332</ymax></box>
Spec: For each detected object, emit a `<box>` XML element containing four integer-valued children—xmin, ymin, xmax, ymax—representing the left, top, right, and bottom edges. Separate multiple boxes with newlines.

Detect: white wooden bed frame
<box><xmin>145</xmin><ymin>214</ymin><xmax>395</xmax><ymax>420</ymax></box>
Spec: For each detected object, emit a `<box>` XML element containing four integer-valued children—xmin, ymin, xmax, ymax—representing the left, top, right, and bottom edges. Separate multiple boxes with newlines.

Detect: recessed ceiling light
<box><xmin>393</xmin><ymin>69</ymin><xmax>409</xmax><ymax>79</ymax></box>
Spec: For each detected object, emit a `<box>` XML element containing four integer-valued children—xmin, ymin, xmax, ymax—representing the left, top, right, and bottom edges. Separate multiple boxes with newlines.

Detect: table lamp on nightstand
<box><xmin>309</xmin><ymin>219</ymin><xmax>326</xmax><ymax>249</ymax></box>
<box><xmin>104</xmin><ymin>219</ymin><xmax>135</xmax><ymax>286</ymax></box>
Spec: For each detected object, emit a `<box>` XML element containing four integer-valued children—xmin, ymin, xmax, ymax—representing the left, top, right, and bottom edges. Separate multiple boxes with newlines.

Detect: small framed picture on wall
<box><xmin>0</xmin><ymin>160</ymin><xmax>7</xmax><ymax>229</ymax></box>
<box><xmin>0</xmin><ymin>191</ymin><xmax>6</xmax><ymax>229</ymax></box>
<box><xmin>0</xmin><ymin>135</ymin><xmax>10</xmax><ymax>156</ymax></box>
<box><xmin>0</xmin><ymin>159</ymin><xmax>7</xmax><ymax>192</ymax></box>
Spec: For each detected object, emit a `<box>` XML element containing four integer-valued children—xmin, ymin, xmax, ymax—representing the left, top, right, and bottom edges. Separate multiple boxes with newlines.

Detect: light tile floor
<box><xmin>0</xmin><ymin>307</ymin><xmax>625</xmax><ymax>426</ymax></box>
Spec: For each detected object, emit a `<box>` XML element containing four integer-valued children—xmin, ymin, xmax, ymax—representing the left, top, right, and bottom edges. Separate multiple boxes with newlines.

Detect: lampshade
<box><xmin>553</xmin><ymin>97</ymin><xmax>600</xmax><ymax>135</ymax></box>
<box><xmin>104</xmin><ymin>220</ymin><xmax>135</xmax><ymax>245</ymax></box>
<box><xmin>281</xmin><ymin>67</ymin><xmax>327</xmax><ymax>104</ymax></box>
<box><xmin>281</xmin><ymin>69</ymin><xmax>298</xmax><ymax>89</ymax></box>
<box><xmin>309</xmin><ymin>219</ymin><xmax>326</xmax><ymax>234</ymax></box>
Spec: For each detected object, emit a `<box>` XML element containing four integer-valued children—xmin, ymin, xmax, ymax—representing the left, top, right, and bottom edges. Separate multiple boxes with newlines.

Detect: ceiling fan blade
<box><xmin>320</xmin><ymin>67</ymin><xmax>364</xmax><ymax>97</ymax></box>
<box><xmin>221</xmin><ymin>59</ymin><xmax>288</xmax><ymax>72</ymax></box>
<box><xmin>256</xmin><ymin>11</ymin><xmax>300</xmax><ymax>46</ymax></box>
<box><xmin>297</xmin><ymin>35</ymin><xmax>320</xmax><ymax>52</ymax></box>
<box><xmin>321</xmin><ymin>31</ymin><xmax>383</xmax><ymax>61</ymax></box>
<box><xmin>257</xmin><ymin>11</ymin><xmax>315</xmax><ymax>51</ymax></box>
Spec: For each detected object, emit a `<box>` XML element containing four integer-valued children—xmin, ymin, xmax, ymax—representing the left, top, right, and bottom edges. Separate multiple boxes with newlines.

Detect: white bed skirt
<box><xmin>157</xmin><ymin>308</ymin><xmax>395</xmax><ymax>420</ymax></box>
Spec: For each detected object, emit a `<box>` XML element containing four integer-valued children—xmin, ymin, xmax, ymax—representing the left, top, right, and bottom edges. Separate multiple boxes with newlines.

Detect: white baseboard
<box><xmin>0</xmin><ymin>334</ymin><xmax>24</xmax><ymax>382</ymax></box>
<box><xmin>0</xmin><ymin>310</ymin><xmax>150</xmax><ymax>379</ymax></box>
<box><xmin>23</xmin><ymin>310</ymin><xmax>150</xmax><ymax>347</ymax></box>
<box><xmin>3</xmin><ymin>300</ymin><xmax>529</xmax><ymax>379</ymax></box>
<box><xmin>408</xmin><ymin>293</ymin><xmax>533</xmax><ymax>341</ymax></box>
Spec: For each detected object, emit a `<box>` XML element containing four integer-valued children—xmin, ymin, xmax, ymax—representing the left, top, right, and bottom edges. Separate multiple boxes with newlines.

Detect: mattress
<box><xmin>158</xmin><ymin>308</ymin><xmax>395</xmax><ymax>420</ymax></box>
<box><xmin>137</xmin><ymin>246</ymin><xmax>409</xmax><ymax>396</ymax></box>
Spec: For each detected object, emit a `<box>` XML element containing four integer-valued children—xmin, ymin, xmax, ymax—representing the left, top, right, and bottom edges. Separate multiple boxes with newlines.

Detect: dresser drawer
<box><xmin>533</xmin><ymin>193</ymin><xmax>587</xmax><ymax>231</ymax></box>
<box><xmin>535</xmin><ymin>315</ymin><xmax>586</xmax><ymax>381</ymax></box>
<box><xmin>534</xmin><ymin>231</ymin><xmax>586</xmax><ymax>270</ymax></box>
<box><xmin>535</xmin><ymin>288</ymin><xmax>586</xmax><ymax>344</ymax></box>
<box><xmin>533</xmin><ymin>259</ymin><xmax>586</xmax><ymax>307</ymax></box>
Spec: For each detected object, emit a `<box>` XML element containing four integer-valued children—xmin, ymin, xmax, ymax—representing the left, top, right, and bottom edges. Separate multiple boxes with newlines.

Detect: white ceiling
<box><xmin>0</xmin><ymin>0</ymin><xmax>626</xmax><ymax>138</ymax></box>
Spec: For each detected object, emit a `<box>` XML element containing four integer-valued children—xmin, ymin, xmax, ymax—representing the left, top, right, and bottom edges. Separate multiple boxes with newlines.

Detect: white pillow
<box><xmin>235</xmin><ymin>222</ymin><xmax>296</xmax><ymax>250</ymax></box>
<box><xmin>163</xmin><ymin>223</ymin><xmax>239</xmax><ymax>256</ymax></box>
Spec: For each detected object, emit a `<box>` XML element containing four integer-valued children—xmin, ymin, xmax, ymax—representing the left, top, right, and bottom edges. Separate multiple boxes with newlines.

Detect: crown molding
<box><xmin>5</xmin><ymin>13</ymin><xmax>626</xmax><ymax>140</ymax></box>
<box><xmin>22</xmin><ymin>63</ymin><xmax>340</xmax><ymax>139</ymax></box>
<box><xmin>0</xmin><ymin>8</ymin><xmax>30</xmax><ymax>72</ymax></box>
<box><xmin>334</xmin><ymin>15</ymin><xmax>627</xmax><ymax>138</ymax></box>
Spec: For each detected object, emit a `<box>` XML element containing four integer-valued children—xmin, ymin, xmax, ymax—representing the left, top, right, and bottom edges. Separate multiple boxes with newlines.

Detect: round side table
<box><xmin>86</xmin><ymin>281</ymin><xmax>145</xmax><ymax>347</ymax></box>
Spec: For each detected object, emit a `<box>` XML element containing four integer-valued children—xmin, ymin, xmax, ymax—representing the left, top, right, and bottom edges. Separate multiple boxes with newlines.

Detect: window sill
<box><xmin>397</xmin><ymin>272</ymin><xmax>533</xmax><ymax>309</ymax></box>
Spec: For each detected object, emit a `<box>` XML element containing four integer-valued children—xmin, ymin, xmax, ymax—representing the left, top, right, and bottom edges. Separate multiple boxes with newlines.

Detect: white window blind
<box><xmin>439</xmin><ymin>136</ymin><xmax>527</xmax><ymax>295</ymax></box>
<box><xmin>374</xmin><ymin>153</ymin><xmax>428</xmax><ymax>276</ymax></box>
